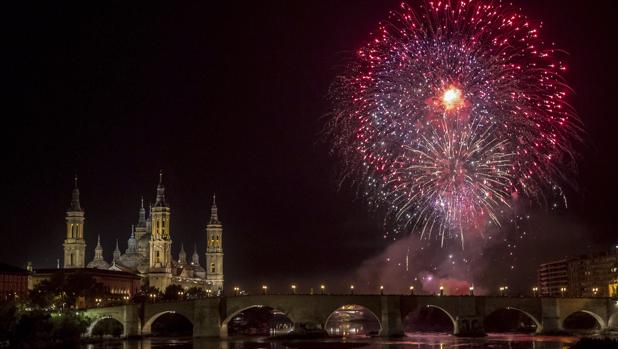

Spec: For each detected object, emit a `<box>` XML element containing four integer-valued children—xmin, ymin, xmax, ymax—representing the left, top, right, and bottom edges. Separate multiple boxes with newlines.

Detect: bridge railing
<box><xmin>87</xmin><ymin>291</ymin><xmax>617</xmax><ymax>308</ymax></box>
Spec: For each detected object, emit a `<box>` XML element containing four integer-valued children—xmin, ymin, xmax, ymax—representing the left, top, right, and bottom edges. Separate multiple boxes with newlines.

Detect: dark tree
<box><xmin>29</xmin><ymin>280</ymin><xmax>60</xmax><ymax>309</ymax></box>
<box><xmin>186</xmin><ymin>287</ymin><xmax>206</xmax><ymax>300</ymax></box>
<box><xmin>163</xmin><ymin>284</ymin><xmax>185</xmax><ymax>301</ymax></box>
<box><xmin>51</xmin><ymin>312</ymin><xmax>89</xmax><ymax>343</ymax></box>
<box><xmin>28</xmin><ymin>271</ymin><xmax>106</xmax><ymax>309</ymax></box>
<box><xmin>133</xmin><ymin>285</ymin><xmax>162</xmax><ymax>303</ymax></box>
<box><xmin>13</xmin><ymin>310</ymin><xmax>53</xmax><ymax>345</ymax></box>
<box><xmin>0</xmin><ymin>300</ymin><xmax>17</xmax><ymax>342</ymax></box>
<box><xmin>65</xmin><ymin>272</ymin><xmax>106</xmax><ymax>307</ymax></box>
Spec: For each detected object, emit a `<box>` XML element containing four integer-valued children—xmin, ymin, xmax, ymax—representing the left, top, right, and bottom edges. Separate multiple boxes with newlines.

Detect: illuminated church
<box><xmin>62</xmin><ymin>172</ymin><xmax>224</xmax><ymax>292</ymax></box>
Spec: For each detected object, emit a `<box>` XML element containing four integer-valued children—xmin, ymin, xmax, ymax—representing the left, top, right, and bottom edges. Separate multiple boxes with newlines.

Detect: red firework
<box><xmin>327</xmin><ymin>0</ymin><xmax>582</xmax><ymax>246</ymax></box>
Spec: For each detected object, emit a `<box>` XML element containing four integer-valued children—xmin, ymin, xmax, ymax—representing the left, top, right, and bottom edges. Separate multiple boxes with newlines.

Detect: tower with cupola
<box><xmin>63</xmin><ymin>176</ymin><xmax>86</xmax><ymax>268</ymax></box>
<box><xmin>148</xmin><ymin>171</ymin><xmax>173</xmax><ymax>290</ymax></box>
<box><xmin>205</xmin><ymin>194</ymin><xmax>224</xmax><ymax>292</ymax></box>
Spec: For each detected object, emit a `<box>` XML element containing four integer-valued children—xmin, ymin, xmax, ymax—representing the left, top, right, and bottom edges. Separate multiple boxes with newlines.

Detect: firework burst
<box><xmin>327</xmin><ymin>0</ymin><xmax>581</xmax><ymax>246</ymax></box>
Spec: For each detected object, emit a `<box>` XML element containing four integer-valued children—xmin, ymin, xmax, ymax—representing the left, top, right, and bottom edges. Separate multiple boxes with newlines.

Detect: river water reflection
<box><xmin>83</xmin><ymin>334</ymin><xmax>579</xmax><ymax>349</ymax></box>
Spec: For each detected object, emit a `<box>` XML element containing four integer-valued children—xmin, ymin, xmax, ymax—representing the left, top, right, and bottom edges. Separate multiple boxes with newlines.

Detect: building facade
<box><xmin>62</xmin><ymin>172</ymin><xmax>224</xmax><ymax>293</ymax></box>
<box><xmin>538</xmin><ymin>258</ymin><xmax>572</xmax><ymax>297</ymax></box>
<box><xmin>30</xmin><ymin>268</ymin><xmax>142</xmax><ymax>298</ymax></box>
<box><xmin>0</xmin><ymin>263</ymin><xmax>29</xmax><ymax>300</ymax></box>
<box><xmin>538</xmin><ymin>247</ymin><xmax>618</xmax><ymax>297</ymax></box>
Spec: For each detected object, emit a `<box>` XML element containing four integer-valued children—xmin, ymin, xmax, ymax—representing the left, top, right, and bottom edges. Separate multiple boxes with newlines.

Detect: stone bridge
<box><xmin>84</xmin><ymin>295</ymin><xmax>618</xmax><ymax>338</ymax></box>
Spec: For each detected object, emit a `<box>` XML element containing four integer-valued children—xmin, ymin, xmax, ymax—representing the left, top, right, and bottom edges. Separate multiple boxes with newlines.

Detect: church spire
<box><xmin>94</xmin><ymin>235</ymin><xmax>103</xmax><ymax>259</ymax></box>
<box><xmin>192</xmin><ymin>244</ymin><xmax>200</xmax><ymax>265</ymax></box>
<box><xmin>154</xmin><ymin>170</ymin><xmax>167</xmax><ymax>207</ymax></box>
<box><xmin>209</xmin><ymin>194</ymin><xmax>220</xmax><ymax>224</ymax></box>
<box><xmin>70</xmin><ymin>175</ymin><xmax>82</xmax><ymax>212</ymax></box>
<box><xmin>127</xmin><ymin>226</ymin><xmax>137</xmax><ymax>253</ymax></box>
<box><xmin>145</xmin><ymin>202</ymin><xmax>152</xmax><ymax>232</ymax></box>
<box><xmin>113</xmin><ymin>238</ymin><xmax>121</xmax><ymax>262</ymax></box>
<box><xmin>137</xmin><ymin>196</ymin><xmax>146</xmax><ymax>227</ymax></box>
<box><xmin>86</xmin><ymin>234</ymin><xmax>109</xmax><ymax>269</ymax></box>
<box><xmin>178</xmin><ymin>243</ymin><xmax>187</xmax><ymax>264</ymax></box>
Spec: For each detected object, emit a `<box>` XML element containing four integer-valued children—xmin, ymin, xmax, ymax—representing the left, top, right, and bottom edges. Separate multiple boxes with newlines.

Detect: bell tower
<box><xmin>63</xmin><ymin>176</ymin><xmax>86</xmax><ymax>268</ymax></box>
<box><xmin>148</xmin><ymin>171</ymin><xmax>172</xmax><ymax>290</ymax></box>
<box><xmin>205</xmin><ymin>194</ymin><xmax>224</xmax><ymax>292</ymax></box>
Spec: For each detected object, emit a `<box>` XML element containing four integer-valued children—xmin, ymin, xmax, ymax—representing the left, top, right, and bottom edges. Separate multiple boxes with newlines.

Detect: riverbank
<box><xmin>71</xmin><ymin>333</ymin><xmax>582</xmax><ymax>349</ymax></box>
<box><xmin>570</xmin><ymin>337</ymin><xmax>618</xmax><ymax>348</ymax></box>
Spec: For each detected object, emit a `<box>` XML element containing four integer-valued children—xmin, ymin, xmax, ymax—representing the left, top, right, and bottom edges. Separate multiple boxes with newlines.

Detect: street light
<box><xmin>592</xmin><ymin>287</ymin><xmax>599</xmax><ymax>297</ymax></box>
<box><xmin>560</xmin><ymin>287</ymin><xmax>567</xmax><ymax>297</ymax></box>
<box><xmin>291</xmin><ymin>284</ymin><xmax>297</xmax><ymax>295</ymax></box>
<box><xmin>439</xmin><ymin>285</ymin><xmax>444</xmax><ymax>296</ymax></box>
<box><xmin>262</xmin><ymin>285</ymin><xmax>268</xmax><ymax>295</ymax></box>
<box><xmin>469</xmin><ymin>286</ymin><xmax>474</xmax><ymax>296</ymax></box>
<box><xmin>320</xmin><ymin>284</ymin><xmax>325</xmax><ymax>295</ymax></box>
<box><xmin>532</xmin><ymin>287</ymin><xmax>539</xmax><ymax>297</ymax></box>
<box><xmin>233</xmin><ymin>286</ymin><xmax>240</xmax><ymax>296</ymax></box>
<box><xmin>380</xmin><ymin>285</ymin><xmax>384</xmax><ymax>295</ymax></box>
<box><xmin>409</xmin><ymin>286</ymin><xmax>414</xmax><ymax>296</ymax></box>
<box><xmin>350</xmin><ymin>285</ymin><xmax>355</xmax><ymax>295</ymax></box>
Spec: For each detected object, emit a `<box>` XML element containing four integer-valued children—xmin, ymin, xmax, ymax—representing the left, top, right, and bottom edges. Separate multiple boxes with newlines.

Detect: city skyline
<box><xmin>5</xmin><ymin>0</ymin><xmax>618</xmax><ymax>295</ymax></box>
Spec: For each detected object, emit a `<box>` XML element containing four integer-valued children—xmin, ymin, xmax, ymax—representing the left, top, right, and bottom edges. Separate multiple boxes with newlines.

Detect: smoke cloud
<box><xmin>350</xmin><ymin>209</ymin><xmax>594</xmax><ymax>296</ymax></box>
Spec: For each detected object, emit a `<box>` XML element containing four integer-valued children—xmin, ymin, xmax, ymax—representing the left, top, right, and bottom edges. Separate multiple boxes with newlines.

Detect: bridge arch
<box><xmin>562</xmin><ymin>310</ymin><xmax>607</xmax><ymax>331</ymax></box>
<box><xmin>403</xmin><ymin>304</ymin><xmax>458</xmax><ymax>334</ymax></box>
<box><xmin>324</xmin><ymin>304</ymin><xmax>382</xmax><ymax>337</ymax></box>
<box><xmin>220</xmin><ymin>305</ymin><xmax>293</xmax><ymax>338</ymax></box>
<box><xmin>607</xmin><ymin>312</ymin><xmax>618</xmax><ymax>330</ymax></box>
<box><xmin>427</xmin><ymin>305</ymin><xmax>457</xmax><ymax>334</ymax></box>
<box><xmin>609</xmin><ymin>312</ymin><xmax>618</xmax><ymax>330</ymax></box>
<box><xmin>142</xmin><ymin>310</ymin><xmax>194</xmax><ymax>336</ymax></box>
<box><xmin>484</xmin><ymin>307</ymin><xmax>542</xmax><ymax>333</ymax></box>
<box><xmin>86</xmin><ymin>315</ymin><xmax>126</xmax><ymax>337</ymax></box>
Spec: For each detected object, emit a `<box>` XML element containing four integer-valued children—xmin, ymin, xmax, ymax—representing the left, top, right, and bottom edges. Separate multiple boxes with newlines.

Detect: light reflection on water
<box><xmin>84</xmin><ymin>334</ymin><xmax>578</xmax><ymax>349</ymax></box>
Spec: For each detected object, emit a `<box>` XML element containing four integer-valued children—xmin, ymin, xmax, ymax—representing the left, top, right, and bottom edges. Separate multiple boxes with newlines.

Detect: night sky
<box><xmin>5</xmin><ymin>1</ymin><xmax>618</xmax><ymax>294</ymax></box>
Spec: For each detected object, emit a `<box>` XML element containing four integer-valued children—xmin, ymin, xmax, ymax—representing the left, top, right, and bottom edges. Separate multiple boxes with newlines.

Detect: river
<box><xmin>82</xmin><ymin>334</ymin><xmax>581</xmax><ymax>349</ymax></box>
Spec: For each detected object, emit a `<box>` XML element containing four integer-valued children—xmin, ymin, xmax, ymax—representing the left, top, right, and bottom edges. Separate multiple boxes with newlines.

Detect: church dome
<box><xmin>137</xmin><ymin>233</ymin><xmax>150</xmax><ymax>251</ymax></box>
<box><xmin>191</xmin><ymin>264</ymin><xmax>206</xmax><ymax>279</ymax></box>
<box><xmin>137</xmin><ymin>259</ymin><xmax>149</xmax><ymax>274</ymax></box>
<box><xmin>117</xmin><ymin>252</ymin><xmax>144</xmax><ymax>272</ymax></box>
<box><xmin>179</xmin><ymin>265</ymin><xmax>193</xmax><ymax>278</ymax></box>
<box><xmin>87</xmin><ymin>259</ymin><xmax>110</xmax><ymax>269</ymax></box>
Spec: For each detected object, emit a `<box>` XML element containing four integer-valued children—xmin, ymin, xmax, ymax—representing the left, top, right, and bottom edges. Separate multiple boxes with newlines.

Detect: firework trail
<box><xmin>327</xmin><ymin>0</ymin><xmax>581</xmax><ymax>247</ymax></box>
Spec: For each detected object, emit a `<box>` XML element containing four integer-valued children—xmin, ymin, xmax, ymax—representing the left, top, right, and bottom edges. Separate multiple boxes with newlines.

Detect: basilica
<box><xmin>61</xmin><ymin>172</ymin><xmax>224</xmax><ymax>292</ymax></box>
